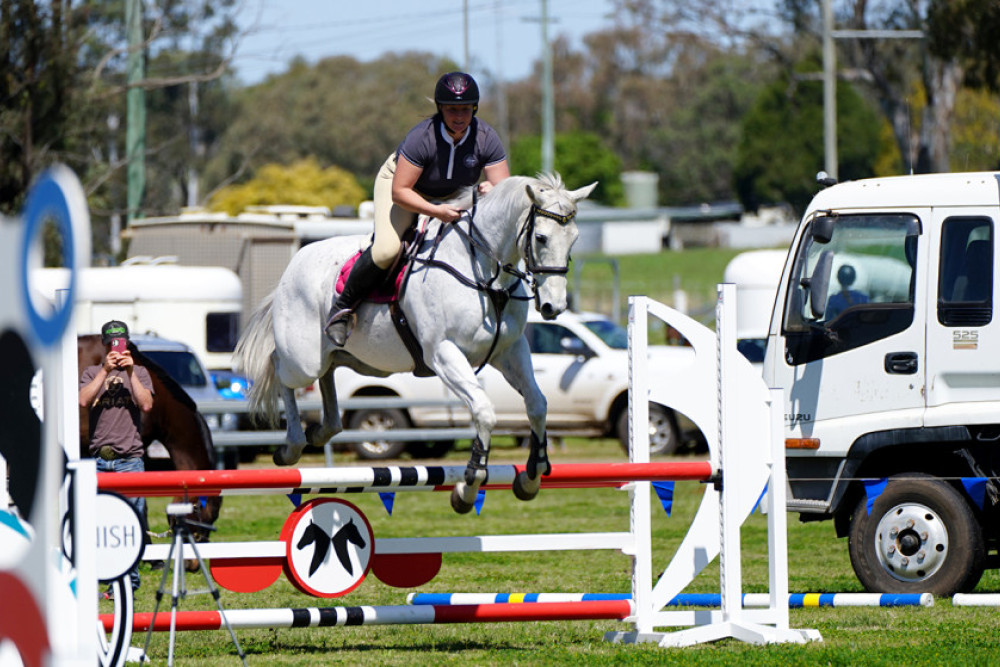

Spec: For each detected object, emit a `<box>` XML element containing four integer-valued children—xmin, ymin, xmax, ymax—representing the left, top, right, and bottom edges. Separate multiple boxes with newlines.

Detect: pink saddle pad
<box><xmin>336</xmin><ymin>251</ymin><xmax>404</xmax><ymax>303</ymax></box>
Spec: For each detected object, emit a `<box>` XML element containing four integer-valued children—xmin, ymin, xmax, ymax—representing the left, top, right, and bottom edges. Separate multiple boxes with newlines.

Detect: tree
<box><xmin>208</xmin><ymin>158</ymin><xmax>366</xmax><ymax>214</ymax></box>
<box><xmin>735</xmin><ymin>61</ymin><xmax>884</xmax><ymax>216</ymax></box>
<box><xmin>203</xmin><ymin>53</ymin><xmax>464</xmax><ymax>198</ymax></box>
<box><xmin>510</xmin><ymin>132</ymin><xmax>624</xmax><ymax>206</ymax></box>
<box><xmin>1</xmin><ymin>0</ymin><xmax>242</xmax><ymax>260</ymax></box>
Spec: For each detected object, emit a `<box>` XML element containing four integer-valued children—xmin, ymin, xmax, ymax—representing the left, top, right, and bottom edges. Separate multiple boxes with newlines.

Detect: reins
<box><xmin>408</xmin><ymin>195</ymin><xmax>574</xmax><ymax>372</ymax></box>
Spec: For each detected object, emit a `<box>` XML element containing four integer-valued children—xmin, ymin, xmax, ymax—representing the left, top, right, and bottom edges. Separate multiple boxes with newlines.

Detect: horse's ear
<box><xmin>525</xmin><ymin>182</ymin><xmax>545</xmax><ymax>206</ymax></box>
<box><xmin>568</xmin><ymin>182</ymin><xmax>598</xmax><ymax>202</ymax></box>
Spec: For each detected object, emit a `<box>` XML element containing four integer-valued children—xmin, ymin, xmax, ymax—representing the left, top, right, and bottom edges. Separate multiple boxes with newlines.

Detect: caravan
<box><xmin>31</xmin><ymin>261</ymin><xmax>242</xmax><ymax>371</ymax></box>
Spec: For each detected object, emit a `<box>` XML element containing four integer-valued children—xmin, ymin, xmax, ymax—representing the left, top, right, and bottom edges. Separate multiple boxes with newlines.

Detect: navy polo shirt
<box><xmin>396</xmin><ymin>116</ymin><xmax>506</xmax><ymax>199</ymax></box>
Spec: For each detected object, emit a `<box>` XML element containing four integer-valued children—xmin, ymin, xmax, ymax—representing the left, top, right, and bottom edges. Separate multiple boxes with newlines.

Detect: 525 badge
<box><xmin>953</xmin><ymin>330</ymin><xmax>979</xmax><ymax>350</ymax></box>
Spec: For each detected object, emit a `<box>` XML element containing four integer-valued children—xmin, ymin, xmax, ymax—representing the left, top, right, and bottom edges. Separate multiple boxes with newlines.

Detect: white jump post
<box><xmin>608</xmin><ymin>288</ymin><xmax>819</xmax><ymax>646</ymax></box>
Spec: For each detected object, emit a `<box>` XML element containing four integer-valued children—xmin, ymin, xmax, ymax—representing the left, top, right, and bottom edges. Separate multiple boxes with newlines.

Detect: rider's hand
<box><xmin>436</xmin><ymin>204</ymin><xmax>464</xmax><ymax>223</ymax></box>
<box><xmin>477</xmin><ymin>182</ymin><xmax>494</xmax><ymax>195</ymax></box>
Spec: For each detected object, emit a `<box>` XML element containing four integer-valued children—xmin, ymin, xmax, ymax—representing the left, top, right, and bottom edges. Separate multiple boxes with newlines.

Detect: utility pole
<box><xmin>822</xmin><ymin>0</ymin><xmax>922</xmax><ymax>181</ymax></box>
<box><xmin>540</xmin><ymin>0</ymin><xmax>554</xmax><ymax>174</ymax></box>
<box><xmin>822</xmin><ymin>0</ymin><xmax>836</xmax><ymax>180</ymax></box>
<box><xmin>463</xmin><ymin>0</ymin><xmax>469</xmax><ymax>71</ymax></box>
<box><xmin>126</xmin><ymin>0</ymin><xmax>146</xmax><ymax>223</ymax></box>
<box><xmin>495</xmin><ymin>1</ymin><xmax>509</xmax><ymax>146</ymax></box>
<box><xmin>523</xmin><ymin>2</ymin><xmax>557</xmax><ymax>173</ymax></box>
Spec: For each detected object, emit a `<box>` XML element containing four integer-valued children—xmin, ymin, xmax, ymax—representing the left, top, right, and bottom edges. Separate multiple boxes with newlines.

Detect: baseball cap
<box><xmin>100</xmin><ymin>320</ymin><xmax>130</xmax><ymax>345</ymax></box>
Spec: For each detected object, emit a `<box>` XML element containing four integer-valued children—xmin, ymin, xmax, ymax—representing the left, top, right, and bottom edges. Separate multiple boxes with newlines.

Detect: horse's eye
<box><xmin>534</xmin><ymin>233</ymin><xmax>548</xmax><ymax>245</ymax></box>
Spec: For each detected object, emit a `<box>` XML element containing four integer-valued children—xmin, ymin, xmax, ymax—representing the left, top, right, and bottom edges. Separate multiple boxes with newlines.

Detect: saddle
<box><xmin>337</xmin><ymin>220</ymin><xmax>437</xmax><ymax>377</ymax></box>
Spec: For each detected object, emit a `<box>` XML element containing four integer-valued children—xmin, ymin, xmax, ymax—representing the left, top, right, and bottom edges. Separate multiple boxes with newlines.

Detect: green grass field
<box><xmin>116</xmin><ymin>438</ymin><xmax>1000</xmax><ymax>666</ymax></box>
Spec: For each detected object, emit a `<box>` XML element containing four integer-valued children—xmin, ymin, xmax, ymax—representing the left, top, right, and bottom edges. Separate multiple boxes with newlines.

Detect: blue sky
<box><xmin>233</xmin><ymin>0</ymin><xmax>616</xmax><ymax>86</ymax></box>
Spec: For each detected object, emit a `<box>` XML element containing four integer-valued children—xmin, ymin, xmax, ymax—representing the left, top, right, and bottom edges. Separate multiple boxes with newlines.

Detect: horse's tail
<box><xmin>233</xmin><ymin>291</ymin><xmax>282</xmax><ymax>427</ymax></box>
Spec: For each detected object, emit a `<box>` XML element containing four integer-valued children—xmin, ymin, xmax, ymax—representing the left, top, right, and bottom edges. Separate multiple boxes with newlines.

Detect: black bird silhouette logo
<box><xmin>296</xmin><ymin>518</ymin><xmax>368</xmax><ymax>577</ymax></box>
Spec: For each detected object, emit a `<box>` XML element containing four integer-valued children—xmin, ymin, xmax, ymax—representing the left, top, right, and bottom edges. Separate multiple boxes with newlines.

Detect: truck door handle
<box><xmin>884</xmin><ymin>352</ymin><xmax>918</xmax><ymax>375</ymax></box>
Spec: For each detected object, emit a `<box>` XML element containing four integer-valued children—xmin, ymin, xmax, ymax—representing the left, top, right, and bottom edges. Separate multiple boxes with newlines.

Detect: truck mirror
<box><xmin>810</xmin><ymin>250</ymin><xmax>833</xmax><ymax>318</ymax></box>
<box><xmin>811</xmin><ymin>216</ymin><xmax>836</xmax><ymax>244</ymax></box>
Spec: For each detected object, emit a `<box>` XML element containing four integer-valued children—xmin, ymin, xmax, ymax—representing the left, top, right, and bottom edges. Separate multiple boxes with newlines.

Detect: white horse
<box><xmin>234</xmin><ymin>173</ymin><xmax>597</xmax><ymax>513</ymax></box>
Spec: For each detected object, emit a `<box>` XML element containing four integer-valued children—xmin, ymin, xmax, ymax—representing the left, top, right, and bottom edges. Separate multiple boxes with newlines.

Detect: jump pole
<box><xmin>101</xmin><ymin>600</ymin><xmax>635</xmax><ymax>632</ymax></box>
<box><xmin>407</xmin><ymin>593</ymin><xmax>934</xmax><ymax>608</ymax></box>
<box><xmin>97</xmin><ymin>461</ymin><xmax>716</xmax><ymax>497</ymax></box>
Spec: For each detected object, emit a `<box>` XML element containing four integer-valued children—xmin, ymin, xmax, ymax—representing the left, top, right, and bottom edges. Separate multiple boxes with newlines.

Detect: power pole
<box><xmin>822</xmin><ymin>0</ymin><xmax>836</xmax><ymax>180</ymax></box>
<box><xmin>822</xmin><ymin>0</ymin><xmax>922</xmax><ymax>181</ymax></box>
<box><xmin>523</xmin><ymin>2</ymin><xmax>557</xmax><ymax>174</ymax></box>
<box><xmin>463</xmin><ymin>0</ymin><xmax>469</xmax><ymax>71</ymax></box>
<box><xmin>540</xmin><ymin>0</ymin><xmax>554</xmax><ymax>174</ymax></box>
<box><xmin>126</xmin><ymin>0</ymin><xmax>146</xmax><ymax>223</ymax></box>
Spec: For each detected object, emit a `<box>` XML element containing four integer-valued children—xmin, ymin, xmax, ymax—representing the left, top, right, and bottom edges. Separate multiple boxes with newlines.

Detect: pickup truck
<box><xmin>326</xmin><ymin>309</ymin><xmax>701</xmax><ymax>460</ymax></box>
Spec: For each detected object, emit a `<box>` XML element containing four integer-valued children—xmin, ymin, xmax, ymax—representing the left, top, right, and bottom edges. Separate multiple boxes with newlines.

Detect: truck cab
<box><xmin>763</xmin><ymin>172</ymin><xmax>1000</xmax><ymax>595</ymax></box>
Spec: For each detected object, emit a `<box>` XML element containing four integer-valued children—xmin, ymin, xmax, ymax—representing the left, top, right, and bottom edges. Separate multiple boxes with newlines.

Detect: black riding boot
<box><xmin>324</xmin><ymin>248</ymin><xmax>391</xmax><ymax>346</ymax></box>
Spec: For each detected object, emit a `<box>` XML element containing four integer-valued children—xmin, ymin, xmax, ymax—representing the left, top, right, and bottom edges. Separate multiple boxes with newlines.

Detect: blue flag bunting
<box><xmin>286</xmin><ymin>493</ymin><xmax>302</xmax><ymax>508</ymax></box>
<box><xmin>652</xmin><ymin>481</ymin><xmax>674</xmax><ymax>516</ymax></box>
<box><xmin>863</xmin><ymin>478</ymin><xmax>888</xmax><ymax>515</ymax></box>
<box><xmin>379</xmin><ymin>492</ymin><xmax>396</xmax><ymax>515</ymax></box>
<box><xmin>474</xmin><ymin>489</ymin><xmax>486</xmax><ymax>515</ymax></box>
<box><xmin>961</xmin><ymin>477</ymin><xmax>988</xmax><ymax>510</ymax></box>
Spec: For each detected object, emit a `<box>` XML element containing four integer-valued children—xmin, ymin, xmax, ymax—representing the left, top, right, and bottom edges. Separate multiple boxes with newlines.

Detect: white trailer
<box><xmin>30</xmin><ymin>262</ymin><xmax>242</xmax><ymax>370</ymax></box>
<box><xmin>723</xmin><ymin>249</ymin><xmax>787</xmax><ymax>367</ymax></box>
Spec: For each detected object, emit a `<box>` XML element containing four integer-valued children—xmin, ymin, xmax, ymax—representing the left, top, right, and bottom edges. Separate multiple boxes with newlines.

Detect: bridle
<box><xmin>409</xmin><ymin>197</ymin><xmax>576</xmax><ymax>371</ymax></box>
<box><xmin>515</xmin><ymin>203</ymin><xmax>576</xmax><ymax>279</ymax></box>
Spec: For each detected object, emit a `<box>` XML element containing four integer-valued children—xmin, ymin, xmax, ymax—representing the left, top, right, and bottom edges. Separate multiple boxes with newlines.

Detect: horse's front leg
<box><xmin>275</xmin><ymin>383</ymin><xmax>308</xmax><ymax>466</ymax></box>
<box><xmin>492</xmin><ymin>337</ymin><xmax>550</xmax><ymax>501</ymax></box>
<box><xmin>430</xmin><ymin>341</ymin><xmax>497</xmax><ymax>514</ymax></box>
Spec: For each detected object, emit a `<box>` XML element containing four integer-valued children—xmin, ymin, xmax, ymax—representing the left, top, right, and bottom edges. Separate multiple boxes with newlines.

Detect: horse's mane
<box><xmin>468</xmin><ymin>172</ymin><xmax>567</xmax><ymax>219</ymax></box>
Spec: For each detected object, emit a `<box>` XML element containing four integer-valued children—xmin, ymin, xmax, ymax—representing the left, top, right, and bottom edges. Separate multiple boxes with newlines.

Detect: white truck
<box><xmin>762</xmin><ymin>171</ymin><xmax>1000</xmax><ymax>595</ymax></box>
<box><xmin>30</xmin><ymin>261</ymin><xmax>243</xmax><ymax>371</ymax></box>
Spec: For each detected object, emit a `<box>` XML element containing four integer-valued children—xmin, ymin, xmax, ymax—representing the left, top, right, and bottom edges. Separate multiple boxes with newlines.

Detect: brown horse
<box><xmin>78</xmin><ymin>334</ymin><xmax>222</xmax><ymax>543</ymax></box>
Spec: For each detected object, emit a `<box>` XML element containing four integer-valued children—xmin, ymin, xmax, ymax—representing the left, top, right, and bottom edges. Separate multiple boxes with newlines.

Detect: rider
<box><xmin>324</xmin><ymin>71</ymin><xmax>510</xmax><ymax>346</ymax></box>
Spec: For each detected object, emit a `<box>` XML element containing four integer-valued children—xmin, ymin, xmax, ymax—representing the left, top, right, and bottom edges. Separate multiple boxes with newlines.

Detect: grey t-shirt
<box><xmin>80</xmin><ymin>365</ymin><xmax>154</xmax><ymax>458</ymax></box>
<box><xmin>396</xmin><ymin>115</ymin><xmax>507</xmax><ymax>198</ymax></box>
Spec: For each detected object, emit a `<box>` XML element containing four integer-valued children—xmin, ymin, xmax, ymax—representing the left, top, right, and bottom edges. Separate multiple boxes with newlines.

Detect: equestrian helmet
<box><xmin>434</xmin><ymin>72</ymin><xmax>480</xmax><ymax>106</ymax></box>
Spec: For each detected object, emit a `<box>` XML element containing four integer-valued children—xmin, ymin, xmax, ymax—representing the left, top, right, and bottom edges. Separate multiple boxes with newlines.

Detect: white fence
<box><xmin>197</xmin><ymin>397</ymin><xmax>475</xmax><ymax>467</ymax></box>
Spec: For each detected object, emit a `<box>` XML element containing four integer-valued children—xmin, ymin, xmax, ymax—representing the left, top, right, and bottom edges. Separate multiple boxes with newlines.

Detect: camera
<box><xmin>110</xmin><ymin>337</ymin><xmax>127</xmax><ymax>353</ymax></box>
<box><xmin>166</xmin><ymin>502</ymin><xmax>194</xmax><ymax>516</ymax></box>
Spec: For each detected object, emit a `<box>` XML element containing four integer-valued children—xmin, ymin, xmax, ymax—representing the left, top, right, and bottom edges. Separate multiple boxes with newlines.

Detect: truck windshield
<box><xmin>783</xmin><ymin>213</ymin><xmax>918</xmax><ymax>364</ymax></box>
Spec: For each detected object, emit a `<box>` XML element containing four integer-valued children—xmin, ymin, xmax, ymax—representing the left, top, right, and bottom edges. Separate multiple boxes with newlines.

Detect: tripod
<box><xmin>142</xmin><ymin>502</ymin><xmax>246</xmax><ymax>666</ymax></box>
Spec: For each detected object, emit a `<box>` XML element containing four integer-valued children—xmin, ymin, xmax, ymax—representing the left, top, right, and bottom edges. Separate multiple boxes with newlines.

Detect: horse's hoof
<box><xmin>273</xmin><ymin>449</ymin><xmax>299</xmax><ymax>466</ymax></box>
<box><xmin>450</xmin><ymin>487</ymin><xmax>474</xmax><ymax>514</ymax></box>
<box><xmin>512</xmin><ymin>471</ymin><xmax>541</xmax><ymax>501</ymax></box>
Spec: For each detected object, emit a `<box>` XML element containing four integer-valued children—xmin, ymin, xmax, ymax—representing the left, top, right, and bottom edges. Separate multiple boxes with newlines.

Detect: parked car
<box><xmin>327</xmin><ymin>310</ymin><xmax>702</xmax><ymax>459</ymax></box>
<box><xmin>130</xmin><ymin>333</ymin><xmax>238</xmax><ymax>459</ymax></box>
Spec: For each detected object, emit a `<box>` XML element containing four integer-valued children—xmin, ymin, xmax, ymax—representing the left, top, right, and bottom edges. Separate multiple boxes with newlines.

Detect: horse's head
<box><xmin>522</xmin><ymin>174</ymin><xmax>597</xmax><ymax>320</ymax></box>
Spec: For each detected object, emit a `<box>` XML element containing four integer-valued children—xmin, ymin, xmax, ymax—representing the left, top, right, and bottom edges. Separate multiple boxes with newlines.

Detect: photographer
<box><xmin>79</xmin><ymin>320</ymin><xmax>154</xmax><ymax>595</ymax></box>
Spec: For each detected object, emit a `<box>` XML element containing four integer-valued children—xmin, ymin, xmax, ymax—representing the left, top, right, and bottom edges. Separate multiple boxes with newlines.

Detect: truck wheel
<box><xmin>348</xmin><ymin>408</ymin><xmax>409</xmax><ymax>460</ymax></box>
<box><xmin>847</xmin><ymin>473</ymin><xmax>985</xmax><ymax>595</ymax></box>
<box><xmin>617</xmin><ymin>403</ymin><xmax>679</xmax><ymax>456</ymax></box>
